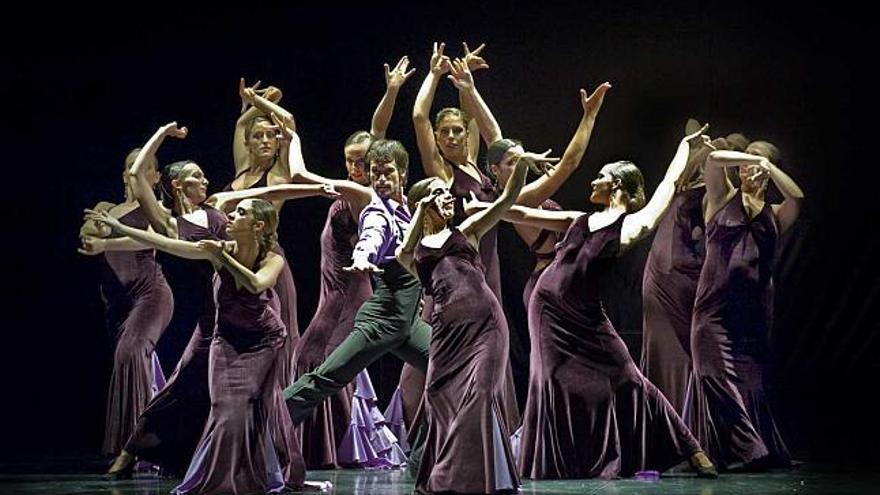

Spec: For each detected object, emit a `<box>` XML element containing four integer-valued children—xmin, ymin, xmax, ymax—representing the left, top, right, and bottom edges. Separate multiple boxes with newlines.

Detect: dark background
<box><xmin>4</xmin><ymin>2</ymin><xmax>876</xmax><ymax>469</ymax></box>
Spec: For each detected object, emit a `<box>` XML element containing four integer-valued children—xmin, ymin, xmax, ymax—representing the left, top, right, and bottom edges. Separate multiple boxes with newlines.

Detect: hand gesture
<box><xmin>430</xmin><ymin>42</ymin><xmax>452</xmax><ymax>76</ymax></box>
<box><xmin>462</xmin><ymin>191</ymin><xmax>489</xmax><ymax>216</ymax></box>
<box><xmin>581</xmin><ymin>82</ymin><xmax>612</xmax><ymax>116</ymax></box>
<box><xmin>77</xmin><ymin>236</ymin><xmax>106</xmax><ymax>256</ymax></box>
<box><xmin>385</xmin><ymin>56</ymin><xmax>416</xmax><ymax>90</ymax></box>
<box><xmin>519</xmin><ymin>149</ymin><xmax>560</xmax><ymax>176</ymax></box>
<box><xmin>160</xmin><ymin>121</ymin><xmax>188</xmax><ymax>139</ymax></box>
<box><xmin>269</xmin><ymin>113</ymin><xmax>295</xmax><ymax>139</ymax></box>
<box><xmin>343</xmin><ymin>257</ymin><xmax>384</xmax><ymax>274</ymax></box>
<box><xmin>684</xmin><ymin>123</ymin><xmax>710</xmax><ymax>144</ymax></box>
<box><xmin>447</xmin><ymin>58</ymin><xmax>474</xmax><ymax>91</ymax></box>
<box><xmin>239</xmin><ymin>77</ymin><xmax>262</xmax><ymax>113</ymax></box>
<box><xmin>197</xmin><ymin>239</ymin><xmax>226</xmax><ymax>257</ymax></box>
<box><xmin>319</xmin><ymin>184</ymin><xmax>341</xmax><ymax>199</ymax></box>
<box><xmin>83</xmin><ymin>208</ymin><xmax>123</xmax><ymax>232</ymax></box>
<box><xmin>462</xmin><ymin>42</ymin><xmax>489</xmax><ymax>72</ymax></box>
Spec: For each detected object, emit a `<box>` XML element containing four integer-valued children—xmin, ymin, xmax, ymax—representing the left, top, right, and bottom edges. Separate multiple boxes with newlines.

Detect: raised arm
<box><xmin>413</xmin><ymin>42</ymin><xmax>453</xmax><ymax>182</ymax></box>
<box><xmin>234</xmin><ymin>79</ymin><xmax>283</xmax><ymax>175</ymax></box>
<box><xmin>448</xmin><ymin>58</ymin><xmax>502</xmax><ymax>147</ymax></box>
<box><xmin>130</xmin><ymin>123</ymin><xmax>188</xmax><ymax>237</ymax></box>
<box><xmin>371</xmin><ymin>56</ymin><xmax>416</xmax><ymax>139</ymax></box>
<box><xmin>516</xmin><ymin>82</ymin><xmax>611</xmax><ymax>207</ymax></box>
<box><xmin>207</xmin><ymin>183</ymin><xmax>339</xmax><ymax>213</ymax></box>
<box><xmin>84</xmin><ymin>209</ymin><xmax>211</xmax><ymax>261</ymax></box>
<box><xmin>460</xmin><ymin>151</ymin><xmax>555</xmax><ymax>242</ymax></box>
<box><xmin>703</xmin><ymin>149</ymin><xmax>761</xmax><ymax>222</ymax></box>
<box><xmin>622</xmin><ymin>125</ymin><xmax>710</xmax><ymax>247</ymax></box>
<box><xmin>281</xmin><ymin>122</ymin><xmax>373</xmax><ymax>216</ymax></box>
<box><xmin>460</xmin><ymin>42</ymin><xmax>490</xmax><ymax>161</ymax></box>
<box><xmin>767</xmin><ymin>161</ymin><xmax>804</xmax><ymax>233</ymax></box>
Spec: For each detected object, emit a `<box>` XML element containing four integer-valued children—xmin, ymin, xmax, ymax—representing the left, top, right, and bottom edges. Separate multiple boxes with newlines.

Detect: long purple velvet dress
<box><xmin>223</xmin><ymin>169</ymin><xmax>299</xmax><ymax>389</ymax></box>
<box><xmin>690</xmin><ymin>190</ymin><xmax>791</xmax><ymax>469</ymax></box>
<box><xmin>414</xmin><ymin>229</ymin><xmax>519</xmax><ymax>494</ymax></box>
<box><xmin>293</xmin><ymin>199</ymin><xmax>372</xmax><ymax>468</ymax></box>
<box><xmin>640</xmin><ymin>186</ymin><xmax>706</xmax><ymax>416</ymax></box>
<box><xmin>100</xmin><ymin>207</ymin><xmax>173</xmax><ymax>455</ymax></box>
<box><xmin>174</xmin><ymin>265</ymin><xmax>305</xmax><ymax>494</ymax></box>
<box><xmin>394</xmin><ymin>164</ymin><xmax>520</xmax><ymax>438</ymax></box>
<box><xmin>124</xmin><ymin>206</ymin><xmax>228</xmax><ymax>474</ymax></box>
<box><xmin>518</xmin><ymin>213</ymin><xmax>701</xmax><ymax>479</ymax></box>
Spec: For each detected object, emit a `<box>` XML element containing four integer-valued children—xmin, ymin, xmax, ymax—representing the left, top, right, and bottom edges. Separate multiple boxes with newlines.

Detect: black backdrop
<box><xmin>4</xmin><ymin>2</ymin><xmax>876</xmax><ymax>468</ymax></box>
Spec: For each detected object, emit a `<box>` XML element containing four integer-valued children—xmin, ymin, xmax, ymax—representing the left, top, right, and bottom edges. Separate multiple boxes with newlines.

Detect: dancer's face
<box><xmin>247</xmin><ymin>120</ymin><xmax>279</xmax><ymax>161</ymax></box>
<box><xmin>434</xmin><ymin>115</ymin><xmax>469</xmax><ymax>161</ymax></box>
<box><xmin>589</xmin><ymin>165</ymin><xmax>615</xmax><ymax>205</ymax></box>
<box><xmin>344</xmin><ymin>142</ymin><xmax>370</xmax><ymax>186</ymax></box>
<box><xmin>370</xmin><ymin>160</ymin><xmax>401</xmax><ymax>200</ymax></box>
<box><xmin>174</xmin><ymin>163</ymin><xmax>209</xmax><ymax>204</ymax></box>
<box><xmin>225</xmin><ymin>199</ymin><xmax>263</xmax><ymax>238</ymax></box>
<box><xmin>426</xmin><ymin>178</ymin><xmax>455</xmax><ymax>220</ymax></box>
<box><xmin>489</xmin><ymin>145</ymin><xmax>525</xmax><ymax>186</ymax></box>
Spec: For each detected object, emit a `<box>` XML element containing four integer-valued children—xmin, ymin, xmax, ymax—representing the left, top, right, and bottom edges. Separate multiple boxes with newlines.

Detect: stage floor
<box><xmin>1</xmin><ymin>464</ymin><xmax>876</xmax><ymax>495</ymax></box>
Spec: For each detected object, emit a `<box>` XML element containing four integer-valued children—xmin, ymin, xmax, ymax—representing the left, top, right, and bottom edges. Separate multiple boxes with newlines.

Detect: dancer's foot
<box><xmin>690</xmin><ymin>451</ymin><xmax>718</xmax><ymax>479</ymax></box>
<box><xmin>298</xmin><ymin>481</ymin><xmax>333</xmax><ymax>492</ymax></box>
<box><xmin>105</xmin><ymin>450</ymin><xmax>136</xmax><ymax>480</ymax></box>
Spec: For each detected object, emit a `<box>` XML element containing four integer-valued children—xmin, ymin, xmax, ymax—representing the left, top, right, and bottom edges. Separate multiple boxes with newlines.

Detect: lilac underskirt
<box><xmin>337</xmin><ymin>371</ymin><xmax>407</xmax><ymax>468</ymax></box>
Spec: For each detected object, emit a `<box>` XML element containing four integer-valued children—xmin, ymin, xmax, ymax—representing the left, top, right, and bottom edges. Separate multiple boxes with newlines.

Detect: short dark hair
<box><xmin>366</xmin><ymin>139</ymin><xmax>409</xmax><ymax>187</ymax></box>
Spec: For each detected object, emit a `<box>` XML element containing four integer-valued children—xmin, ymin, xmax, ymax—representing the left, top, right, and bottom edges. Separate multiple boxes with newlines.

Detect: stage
<box><xmin>1</xmin><ymin>457</ymin><xmax>875</xmax><ymax>494</ymax></box>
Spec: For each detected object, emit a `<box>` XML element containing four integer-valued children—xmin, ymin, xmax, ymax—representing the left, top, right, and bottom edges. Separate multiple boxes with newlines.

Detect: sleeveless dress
<box><xmin>690</xmin><ymin>190</ymin><xmax>791</xmax><ymax>469</ymax></box>
<box><xmin>174</xmin><ymin>265</ymin><xmax>306</xmax><ymax>494</ymax></box>
<box><xmin>518</xmin><ymin>214</ymin><xmax>701</xmax><ymax>479</ymax></box>
<box><xmin>99</xmin><ymin>206</ymin><xmax>173</xmax><ymax>455</ymax></box>
<box><xmin>640</xmin><ymin>186</ymin><xmax>707</xmax><ymax>416</ymax></box>
<box><xmin>224</xmin><ymin>168</ymin><xmax>299</xmax><ymax>389</ymax></box>
<box><xmin>414</xmin><ymin>229</ymin><xmax>519</xmax><ymax>493</ymax></box>
<box><xmin>124</xmin><ymin>206</ymin><xmax>229</xmax><ymax>474</ymax></box>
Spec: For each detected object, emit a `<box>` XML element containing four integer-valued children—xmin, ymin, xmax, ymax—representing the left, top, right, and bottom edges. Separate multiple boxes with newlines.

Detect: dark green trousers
<box><xmin>283</xmin><ymin>261</ymin><xmax>431</xmax><ymax>423</ymax></box>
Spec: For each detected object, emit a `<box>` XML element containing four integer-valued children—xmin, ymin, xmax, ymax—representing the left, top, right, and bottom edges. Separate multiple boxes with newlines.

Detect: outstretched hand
<box><xmin>430</xmin><ymin>42</ymin><xmax>452</xmax><ymax>75</ymax></box>
<box><xmin>581</xmin><ymin>82</ymin><xmax>612</xmax><ymax>116</ymax></box>
<box><xmin>447</xmin><ymin>58</ymin><xmax>474</xmax><ymax>91</ymax></box>
<box><xmin>462</xmin><ymin>191</ymin><xmax>491</xmax><ymax>216</ymax></box>
<box><xmin>385</xmin><ymin>56</ymin><xmax>416</xmax><ymax>89</ymax></box>
<box><xmin>343</xmin><ymin>258</ymin><xmax>384</xmax><ymax>274</ymax></box>
<box><xmin>519</xmin><ymin>149</ymin><xmax>560</xmax><ymax>176</ymax></box>
<box><xmin>462</xmin><ymin>42</ymin><xmax>489</xmax><ymax>71</ymax></box>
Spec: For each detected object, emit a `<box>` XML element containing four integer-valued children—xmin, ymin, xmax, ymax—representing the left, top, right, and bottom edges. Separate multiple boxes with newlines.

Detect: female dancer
<box><xmin>398</xmin><ymin>143</ymin><xmax>553</xmax><ymax>494</ymax></box>
<box><xmin>79</xmin><ymin>148</ymin><xmax>173</xmax><ymax>459</ymax></box>
<box><xmin>407</xmin><ymin>43</ymin><xmax>519</xmax><ymax>434</ymax></box>
<box><xmin>639</xmin><ymin>118</ymin><xmax>728</xmax><ymax>416</ymax></box>
<box><xmin>506</xmin><ymin>127</ymin><xmax>718</xmax><ymax>479</ymax></box>
<box><xmin>690</xmin><ymin>141</ymin><xmax>802</xmax><ymax>469</ymax></box>
<box><xmin>228</xmin><ymin>81</ymin><xmax>301</xmax><ymax>389</ymax></box>
<box><xmin>86</xmin><ymin>199</ymin><xmax>318</xmax><ymax>494</ymax></box>
<box><xmin>105</xmin><ymin>123</ymin><xmax>331</xmax><ymax>476</ymax></box>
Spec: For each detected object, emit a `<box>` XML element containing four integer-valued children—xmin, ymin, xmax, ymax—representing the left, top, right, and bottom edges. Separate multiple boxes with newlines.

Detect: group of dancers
<box><xmin>80</xmin><ymin>42</ymin><xmax>804</xmax><ymax>494</ymax></box>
